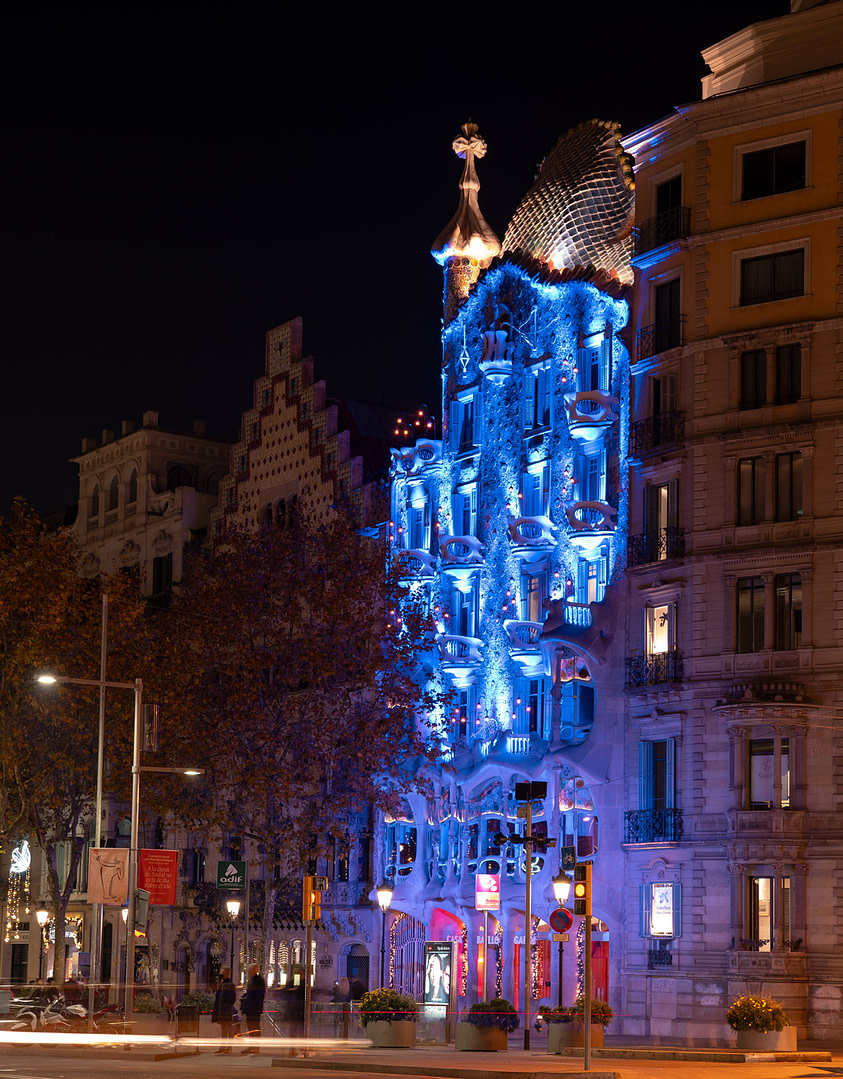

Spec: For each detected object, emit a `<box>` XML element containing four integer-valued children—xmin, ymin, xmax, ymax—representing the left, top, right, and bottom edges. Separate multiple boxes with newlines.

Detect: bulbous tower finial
<box><xmin>431</xmin><ymin>121</ymin><xmax>501</xmax><ymax>323</ymax></box>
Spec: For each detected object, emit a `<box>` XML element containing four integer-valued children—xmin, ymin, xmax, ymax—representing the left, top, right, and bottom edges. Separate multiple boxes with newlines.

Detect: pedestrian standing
<box><xmin>240</xmin><ymin>963</ymin><xmax>266</xmax><ymax>1054</ymax></box>
<box><xmin>212</xmin><ymin>966</ymin><xmax>236</xmax><ymax>1054</ymax></box>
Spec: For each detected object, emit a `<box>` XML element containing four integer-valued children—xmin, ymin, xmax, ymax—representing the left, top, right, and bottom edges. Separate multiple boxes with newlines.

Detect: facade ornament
<box><xmin>431</xmin><ymin>122</ymin><xmax>502</xmax><ymax>323</ymax></box>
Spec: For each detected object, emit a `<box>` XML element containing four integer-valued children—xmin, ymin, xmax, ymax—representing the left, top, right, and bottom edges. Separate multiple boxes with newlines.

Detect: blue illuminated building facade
<box><xmin>381</xmin><ymin>121</ymin><xmax>634</xmax><ymax>1008</ymax></box>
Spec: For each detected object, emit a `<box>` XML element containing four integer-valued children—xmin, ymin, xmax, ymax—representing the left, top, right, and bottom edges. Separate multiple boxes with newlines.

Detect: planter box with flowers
<box><xmin>360</xmin><ymin>988</ymin><xmax>419</xmax><ymax>1049</ymax></box>
<box><xmin>545</xmin><ymin>996</ymin><xmax>614</xmax><ymax>1052</ymax></box>
<box><xmin>726</xmin><ymin>994</ymin><xmax>796</xmax><ymax>1051</ymax></box>
<box><xmin>455</xmin><ymin>999</ymin><xmax>519</xmax><ymax>1051</ymax></box>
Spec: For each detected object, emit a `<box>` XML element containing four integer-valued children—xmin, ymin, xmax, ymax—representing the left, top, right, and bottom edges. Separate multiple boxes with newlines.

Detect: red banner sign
<box><xmin>138</xmin><ymin>849</ymin><xmax>179</xmax><ymax>905</ymax></box>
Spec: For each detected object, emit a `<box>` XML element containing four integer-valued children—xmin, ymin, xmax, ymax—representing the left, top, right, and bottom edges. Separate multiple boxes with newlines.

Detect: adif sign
<box><xmin>476</xmin><ymin>872</ymin><xmax>500</xmax><ymax>911</ymax></box>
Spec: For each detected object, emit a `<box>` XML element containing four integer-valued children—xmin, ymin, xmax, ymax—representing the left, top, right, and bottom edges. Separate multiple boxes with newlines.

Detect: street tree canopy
<box><xmin>0</xmin><ymin>500</ymin><xmax>148</xmax><ymax>978</ymax></box>
<box><xmin>152</xmin><ymin>512</ymin><xmax>442</xmax><ymax>960</ymax></box>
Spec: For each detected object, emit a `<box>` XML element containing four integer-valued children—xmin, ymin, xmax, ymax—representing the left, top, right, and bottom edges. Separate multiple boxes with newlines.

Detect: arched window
<box><xmin>89</xmin><ymin>485</ymin><xmax>100</xmax><ymax>519</ymax></box>
<box><xmin>127</xmin><ymin>470</ymin><xmax>138</xmax><ymax>504</ymax></box>
<box><xmin>166</xmin><ymin>465</ymin><xmax>193</xmax><ymax>492</ymax></box>
<box><xmin>264</xmin><ymin>503</ymin><xmax>273</xmax><ymax>528</ymax></box>
<box><xmin>108</xmin><ymin>476</ymin><xmax>119</xmax><ymax>511</ymax></box>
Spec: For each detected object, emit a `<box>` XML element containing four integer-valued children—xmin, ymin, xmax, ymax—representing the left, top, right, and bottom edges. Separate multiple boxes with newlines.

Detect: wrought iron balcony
<box><xmin>647</xmin><ymin>946</ymin><xmax>673</xmax><ymax>969</ymax></box>
<box><xmin>629</xmin><ymin>411</ymin><xmax>685</xmax><ymax>455</ymax></box>
<box><xmin>633</xmin><ymin>206</ymin><xmax>691</xmax><ymax>257</ymax></box>
<box><xmin>627</xmin><ymin>526</ymin><xmax>685</xmax><ymax>568</ymax></box>
<box><xmin>637</xmin><ymin>316</ymin><xmax>686</xmax><ymax>360</ymax></box>
<box><xmin>624</xmin><ymin>808</ymin><xmax>684</xmax><ymax>843</ymax></box>
<box><xmin>625</xmin><ymin>649</ymin><xmax>684</xmax><ymax>688</ymax></box>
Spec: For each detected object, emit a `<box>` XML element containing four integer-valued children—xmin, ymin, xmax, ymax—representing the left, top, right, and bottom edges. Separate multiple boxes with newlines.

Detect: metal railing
<box><xmin>633</xmin><ymin>206</ymin><xmax>691</xmax><ymax>256</ymax></box>
<box><xmin>647</xmin><ymin>946</ymin><xmax>673</xmax><ymax>969</ymax></box>
<box><xmin>629</xmin><ymin>411</ymin><xmax>685</xmax><ymax>455</ymax></box>
<box><xmin>624</xmin><ymin>808</ymin><xmax>684</xmax><ymax>843</ymax></box>
<box><xmin>625</xmin><ymin>650</ymin><xmax>684</xmax><ymax>688</ymax></box>
<box><xmin>627</xmin><ymin>526</ymin><xmax>685</xmax><ymax>567</ymax></box>
<box><xmin>637</xmin><ymin>316</ymin><xmax>686</xmax><ymax>360</ymax></box>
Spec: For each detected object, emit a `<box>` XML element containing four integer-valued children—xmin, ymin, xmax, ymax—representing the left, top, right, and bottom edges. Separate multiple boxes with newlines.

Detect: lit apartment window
<box><xmin>737</xmin><ymin>576</ymin><xmax>765</xmax><ymax>653</ymax></box>
<box><xmin>746</xmin><ymin>876</ymin><xmax>790</xmax><ymax>952</ymax></box>
<box><xmin>645</xmin><ymin>603</ymin><xmax>676</xmax><ymax>656</ymax></box>
<box><xmin>749</xmin><ymin>738</ymin><xmax>791</xmax><ymax>809</ymax></box>
<box><xmin>741</xmin><ymin>141</ymin><xmax>806</xmax><ymax>201</ymax></box>
<box><xmin>521</xmin><ymin>567</ymin><xmax>548</xmax><ymax>624</ymax></box>
<box><xmin>521</xmin><ymin>463</ymin><xmax>550</xmax><ymax>517</ymax></box>
<box><xmin>454</xmin><ymin>485</ymin><xmax>477</xmax><ymax>536</ymax></box>
<box><xmin>737</xmin><ymin>457</ymin><xmax>766</xmax><ymax>526</ymax></box>
<box><xmin>740</xmin><ymin>249</ymin><xmax>804</xmax><ymax>306</ymax></box>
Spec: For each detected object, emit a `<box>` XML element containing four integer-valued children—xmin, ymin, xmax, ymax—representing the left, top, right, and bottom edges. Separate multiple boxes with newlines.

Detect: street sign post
<box><xmin>217</xmin><ymin>860</ymin><xmax>246</xmax><ymax>890</ymax></box>
<box><xmin>549</xmin><ymin>907</ymin><xmax>574</xmax><ymax>933</ymax></box>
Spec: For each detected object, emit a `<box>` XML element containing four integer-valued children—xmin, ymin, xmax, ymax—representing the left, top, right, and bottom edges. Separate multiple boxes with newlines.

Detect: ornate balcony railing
<box><xmin>633</xmin><ymin>206</ymin><xmax>691</xmax><ymax>256</ymax></box>
<box><xmin>624</xmin><ymin>808</ymin><xmax>684</xmax><ymax>843</ymax></box>
<box><xmin>647</xmin><ymin>946</ymin><xmax>673</xmax><ymax>969</ymax></box>
<box><xmin>505</xmin><ymin>621</ymin><xmax>542</xmax><ymax>648</ymax></box>
<box><xmin>629</xmin><ymin>411</ymin><xmax>685</xmax><ymax>455</ymax></box>
<box><xmin>562</xmin><ymin>390</ymin><xmax>618</xmax><ymax>441</ymax></box>
<box><xmin>625</xmin><ymin>650</ymin><xmax>684</xmax><ymax>688</ymax></box>
<box><xmin>437</xmin><ymin>635</ymin><xmax>483</xmax><ymax>665</ymax></box>
<box><xmin>627</xmin><ymin>526</ymin><xmax>685</xmax><ymax>568</ymax></box>
<box><xmin>507</xmin><ymin>515</ymin><xmax>556</xmax><ymax>548</ymax></box>
<box><xmin>637</xmin><ymin>316</ymin><xmax>686</xmax><ymax>360</ymax></box>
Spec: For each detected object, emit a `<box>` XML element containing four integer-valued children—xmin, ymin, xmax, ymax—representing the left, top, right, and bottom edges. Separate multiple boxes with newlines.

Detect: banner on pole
<box><xmin>87</xmin><ymin>848</ymin><xmax>129</xmax><ymax>905</ymax></box>
<box><xmin>138</xmin><ymin>849</ymin><xmax>179</xmax><ymax>905</ymax></box>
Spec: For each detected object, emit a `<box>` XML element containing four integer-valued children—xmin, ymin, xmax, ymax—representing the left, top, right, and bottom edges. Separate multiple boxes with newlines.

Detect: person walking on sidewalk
<box><xmin>212</xmin><ymin>966</ymin><xmax>236</xmax><ymax>1054</ymax></box>
<box><xmin>240</xmin><ymin>963</ymin><xmax>266</xmax><ymax>1054</ymax></box>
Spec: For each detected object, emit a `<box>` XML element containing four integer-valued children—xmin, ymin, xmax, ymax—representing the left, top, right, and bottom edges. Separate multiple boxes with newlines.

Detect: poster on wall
<box><xmin>423</xmin><ymin>940</ymin><xmax>452</xmax><ymax>1005</ymax></box>
<box><xmin>87</xmin><ymin>848</ymin><xmax>129</xmax><ymax>904</ymax></box>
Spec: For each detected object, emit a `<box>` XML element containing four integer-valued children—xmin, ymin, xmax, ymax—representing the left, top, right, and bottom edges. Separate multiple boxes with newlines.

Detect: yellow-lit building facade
<box><xmin>621</xmin><ymin>0</ymin><xmax>843</xmax><ymax>1042</ymax></box>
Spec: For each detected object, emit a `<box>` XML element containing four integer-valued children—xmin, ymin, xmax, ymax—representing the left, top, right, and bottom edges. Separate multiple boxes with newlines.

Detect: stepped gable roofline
<box><xmin>503</xmin><ymin>119</ymin><xmax>634</xmax><ymax>286</ymax></box>
<box><xmin>469</xmin><ymin>250</ymin><xmax>630</xmax><ymax>305</ymax></box>
<box><xmin>431</xmin><ymin>121</ymin><xmax>501</xmax><ymax>267</ymax></box>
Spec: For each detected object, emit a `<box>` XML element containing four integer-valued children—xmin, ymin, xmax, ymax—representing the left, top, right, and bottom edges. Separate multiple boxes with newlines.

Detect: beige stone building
<box><xmin>621</xmin><ymin>0</ymin><xmax>843</xmax><ymax>1042</ymax></box>
<box><xmin>73</xmin><ymin>409</ymin><xmax>229</xmax><ymax>605</ymax></box>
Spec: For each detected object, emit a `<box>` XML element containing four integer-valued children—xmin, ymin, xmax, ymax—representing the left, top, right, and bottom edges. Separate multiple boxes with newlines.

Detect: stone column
<box><xmin>728</xmin><ymin>861</ymin><xmax>745</xmax><ymax>949</ymax></box>
<box><xmin>773</xmin><ymin>863</ymin><xmax>785</xmax><ymax>951</ymax></box>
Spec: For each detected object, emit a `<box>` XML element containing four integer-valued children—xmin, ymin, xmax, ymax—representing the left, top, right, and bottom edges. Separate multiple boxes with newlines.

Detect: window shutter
<box><xmin>523</xmin><ymin>371</ymin><xmax>532</xmax><ymax>429</ymax></box>
<box><xmin>576</xmin><ymin>560</ymin><xmax>587</xmax><ymax>603</ymax></box>
<box><xmin>639</xmin><ymin>741</ymin><xmax>654</xmax><ymax>811</ymax></box>
<box><xmin>673</xmin><ymin>883</ymin><xmax>682</xmax><ymax>938</ymax></box>
<box><xmin>473</xmin><ymin>393</ymin><xmax>482</xmax><ymax>445</ymax></box>
<box><xmin>449</xmin><ymin>401</ymin><xmax>459</xmax><ymax>451</ymax></box>
<box><xmin>640</xmin><ymin>883</ymin><xmax>652</xmax><ymax>937</ymax></box>
<box><xmin>665</xmin><ymin>738</ymin><xmax>676</xmax><ymax>810</ymax></box>
<box><xmin>600</xmin><ymin>338</ymin><xmax>612</xmax><ymax>392</ymax></box>
<box><xmin>598</xmin><ymin>556</ymin><xmax>607</xmax><ymax>591</ymax></box>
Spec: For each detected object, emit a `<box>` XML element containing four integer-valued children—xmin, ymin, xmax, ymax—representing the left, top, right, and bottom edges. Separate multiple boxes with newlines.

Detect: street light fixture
<box><xmin>36</xmin><ymin>643</ymin><xmax>140</xmax><ymax>1027</ymax></box>
<box><xmin>35</xmin><ymin>905</ymin><xmax>49</xmax><ymax>980</ymax></box>
<box><xmin>552</xmin><ymin>870</ymin><xmax>572</xmax><ymax>1008</ymax></box>
<box><xmin>376</xmin><ymin>882</ymin><xmax>393</xmax><ymax>987</ymax></box>
<box><xmin>226</xmin><ymin>898</ymin><xmax>241</xmax><ymax>976</ymax></box>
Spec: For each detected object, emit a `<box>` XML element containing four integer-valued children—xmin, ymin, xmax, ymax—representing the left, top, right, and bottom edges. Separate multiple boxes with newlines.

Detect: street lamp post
<box><xmin>226</xmin><ymin>899</ymin><xmax>241</xmax><ymax>976</ymax></box>
<box><xmin>552</xmin><ymin>870</ymin><xmax>572</xmax><ymax>1008</ymax></box>
<box><xmin>36</xmin><ymin>657</ymin><xmax>139</xmax><ymax>1027</ymax></box>
<box><xmin>35</xmin><ymin>905</ymin><xmax>49</xmax><ymax>980</ymax></box>
<box><xmin>376</xmin><ymin>882</ymin><xmax>393</xmax><ymax>987</ymax></box>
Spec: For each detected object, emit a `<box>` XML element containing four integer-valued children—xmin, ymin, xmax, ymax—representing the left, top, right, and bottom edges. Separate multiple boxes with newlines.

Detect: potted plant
<box><xmin>456</xmin><ymin>998</ymin><xmax>519</xmax><ymax>1051</ymax></box>
<box><xmin>546</xmin><ymin>996</ymin><xmax>614</xmax><ymax>1052</ymax></box>
<box><xmin>131</xmin><ymin>992</ymin><xmax>168</xmax><ymax>1036</ymax></box>
<box><xmin>359</xmin><ymin>988</ymin><xmax>419</xmax><ymax>1048</ymax></box>
<box><xmin>726</xmin><ymin>994</ymin><xmax>796</xmax><ymax>1051</ymax></box>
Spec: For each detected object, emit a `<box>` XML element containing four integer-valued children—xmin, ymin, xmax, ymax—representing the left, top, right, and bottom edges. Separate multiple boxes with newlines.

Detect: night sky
<box><xmin>2</xmin><ymin>2</ymin><xmax>785</xmax><ymax>515</ymax></box>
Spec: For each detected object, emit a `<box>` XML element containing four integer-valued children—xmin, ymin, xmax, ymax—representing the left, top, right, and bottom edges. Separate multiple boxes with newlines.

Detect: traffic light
<box><xmin>573</xmin><ymin>861</ymin><xmax>592</xmax><ymax>917</ymax></box>
<box><xmin>302</xmin><ymin>874</ymin><xmax>313</xmax><ymax>921</ymax></box>
<box><xmin>302</xmin><ymin>875</ymin><xmax>325</xmax><ymax>921</ymax></box>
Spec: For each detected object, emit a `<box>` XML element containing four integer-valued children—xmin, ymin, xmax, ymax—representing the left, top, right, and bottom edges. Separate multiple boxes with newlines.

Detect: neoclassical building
<box><xmin>620</xmin><ymin>0</ymin><xmax>843</xmax><ymax>1043</ymax></box>
<box><xmin>382</xmin><ymin>120</ymin><xmax>633</xmax><ymax>1009</ymax></box>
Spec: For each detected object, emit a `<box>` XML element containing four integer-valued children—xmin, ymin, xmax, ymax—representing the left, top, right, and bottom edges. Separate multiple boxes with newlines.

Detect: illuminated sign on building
<box><xmin>476</xmin><ymin>873</ymin><xmax>501</xmax><ymax>910</ymax></box>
